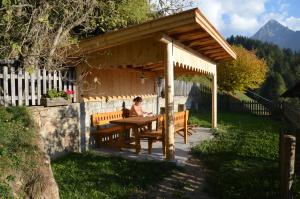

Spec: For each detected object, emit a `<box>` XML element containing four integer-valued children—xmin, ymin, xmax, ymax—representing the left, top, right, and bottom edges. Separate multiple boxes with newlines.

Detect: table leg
<box><xmin>147</xmin><ymin>122</ymin><xmax>152</xmax><ymax>131</ymax></box>
<box><xmin>133</xmin><ymin>126</ymin><xmax>141</xmax><ymax>154</ymax></box>
<box><xmin>117</xmin><ymin>125</ymin><xmax>126</xmax><ymax>151</ymax></box>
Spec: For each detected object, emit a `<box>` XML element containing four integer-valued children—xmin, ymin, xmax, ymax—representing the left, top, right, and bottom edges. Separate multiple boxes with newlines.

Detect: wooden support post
<box><xmin>164</xmin><ymin>40</ymin><xmax>175</xmax><ymax>161</ymax></box>
<box><xmin>212</xmin><ymin>73</ymin><xmax>217</xmax><ymax>129</ymax></box>
<box><xmin>280</xmin><ymin>134</ymin><xmax>296</xmax><ymax>199</ymax></box>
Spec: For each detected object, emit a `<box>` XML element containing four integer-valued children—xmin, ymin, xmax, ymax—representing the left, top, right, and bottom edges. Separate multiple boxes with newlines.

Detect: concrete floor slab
<box><xmin>94</xmin><ymin>127</ymin><xmax>213</xmax><ymax>165</ymax></box>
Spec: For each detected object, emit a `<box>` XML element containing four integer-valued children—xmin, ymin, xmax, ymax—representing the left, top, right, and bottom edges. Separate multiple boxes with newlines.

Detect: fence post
<box><xmin>280</xmin><ymin>133</ymin><xmax>296</xmax><ymax>199</ymax></box>
<box><xmin>17</xmin><ymin>67</ymin><xmax>23</xmax><ymax>106</ymax></box>
<box><xmin>37</xmin><ymin>69</ymin><xmax>41</xmax><ymax>105</ymax></box>
<box><xmin>3</xmin><ymin>66</ymin><xmax>8</xmax><ymax>106</ymax></box>
<box><xmin>24</xmin><ymin>70</ymin><xmax>29</xmax><ymax>105</ymax></box>
<box><xmin>31</xmin><ymin>71</ymin><xmax>36</xmax><ymax>105</ymax></box>
<box><xmin>11</xmin><ymin>67</ymin><xmax>16</xmax><ymax>106</ymax></box>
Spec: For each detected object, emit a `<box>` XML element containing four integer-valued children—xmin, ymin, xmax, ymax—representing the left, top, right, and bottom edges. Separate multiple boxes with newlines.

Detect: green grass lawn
<box><xmin>190</xmin><ymin>111</ymin><xmax>281</xmax><ymax>199</ymax></box>
<box><xmin>52</xmin><ymin>152</ymin><xmax>178</xmax><ymax>199</ymax></box>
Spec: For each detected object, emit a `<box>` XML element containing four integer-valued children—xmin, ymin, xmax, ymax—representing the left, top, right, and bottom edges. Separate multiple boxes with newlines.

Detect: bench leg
<box><xmin>109</xmin><ymin>134</ymin><xmax>113</xmax><ymax>146</ymax></box>
<box><xmin>148</xmin><ymin>139</ymin><xmax>153</xmax><ymax>154</ymax></box>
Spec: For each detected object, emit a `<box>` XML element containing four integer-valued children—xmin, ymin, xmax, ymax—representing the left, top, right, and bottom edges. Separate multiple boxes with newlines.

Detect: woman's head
<box><xmin>133</xmin><ymin>96</ymin><xmax>142</xmax><ymax>105</ymax></box>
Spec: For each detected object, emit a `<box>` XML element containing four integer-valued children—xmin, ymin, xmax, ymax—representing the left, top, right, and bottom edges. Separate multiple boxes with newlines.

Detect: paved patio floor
<box><xmin>94</xmin><ymin>127</ymin><xmax>213</xmax><ymax>165</ymax></box>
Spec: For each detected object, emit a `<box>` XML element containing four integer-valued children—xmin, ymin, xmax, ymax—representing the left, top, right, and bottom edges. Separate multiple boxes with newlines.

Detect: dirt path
<box><xmin>135</xmin><ymin>157</ymin><xmax>211</xmax><ymax>199</ymax></box>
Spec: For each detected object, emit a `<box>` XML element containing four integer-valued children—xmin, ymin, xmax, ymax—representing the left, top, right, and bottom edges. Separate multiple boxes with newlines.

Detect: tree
<box><xmin>260</xmin><ymin>73</ymin><xmax>286</xmax><ymax>99</ymax></box>
<box><xmin>217</xmin><ymin>45</ymin><xmax>268</xmax><ymax>93</ymax></box>
<box><xmin>227</xmin><ymin>35</ymin><xmax>300</xmax><ymax>100</ymax></box>
<box><xmin>0</xmin><ymin>0</ymin><xmax>99</xmax><ymax>70</ymax></box>
<box><xmin>0</xmin><ymin>0</ymin><xmax>151</xmax><ymax>71</ymax></box>
<box><xmin>149</xmin><ymin>0</ymin><xmax>193</xmax><ymax>15</ymax></box>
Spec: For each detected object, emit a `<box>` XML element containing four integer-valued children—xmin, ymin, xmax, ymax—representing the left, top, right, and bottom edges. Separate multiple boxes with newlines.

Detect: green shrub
<box><xmin>292</xmin><ymin>175</ymin><xmax>300</xmax><ymax>199</ymax></box>
<box><xmin>46</xmin><ymin>89</ymin><xmax>68</xmax><ymax>100</ymax></box>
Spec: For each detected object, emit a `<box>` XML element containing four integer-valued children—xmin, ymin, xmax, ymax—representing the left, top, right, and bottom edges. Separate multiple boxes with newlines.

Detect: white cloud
<box><xmin>230</xmin><ymin>14</ymin><xmax>260</xmax><ymax>32</ymax></box>
<box><xmin>285</xmin><ymin>17</ymin><xmax>300</xmax><ymax>30</ymax></box>
<box><xmin>197</xmin><ymin>0</ymin><xmax>224</xmax><ymax>30</ymax></box>
<box><xmin>196</xmin><ymin>0</ymin><xmax>300</xmax><ymax>37</ymax></box>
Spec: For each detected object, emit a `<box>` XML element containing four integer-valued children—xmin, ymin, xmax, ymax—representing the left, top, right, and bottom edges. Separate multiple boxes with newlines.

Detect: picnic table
<box><xmin>110</xmin><ymin>116</ymin><xmax>158</xmax><ymax>154</ymax></box>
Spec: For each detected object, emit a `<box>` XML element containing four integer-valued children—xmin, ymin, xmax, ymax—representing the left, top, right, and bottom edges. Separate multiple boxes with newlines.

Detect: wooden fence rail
<box><xmin>226</xmin><ymin>100</ymin><xmax>282</xmax><ymax>116</ymax></box>
<box><xmin>0</xmin><ymin>66</ymin><xmax>76</xmax><ymax>106</ymax></box>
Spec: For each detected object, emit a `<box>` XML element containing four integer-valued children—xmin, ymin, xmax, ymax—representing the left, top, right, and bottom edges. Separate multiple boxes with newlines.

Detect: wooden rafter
<box><xmin>203</xmin><ymin>49</ymin><xmax>226</xmax><ymax>55</ymax></box>
<box><xmin>197</xmin><ymin>45</ymin><xmax>221</xmax><ymax>51</ymax></box>
<box><xmin>210</xmin><ymin>52</ymin><xmax>230</xmax><ymax>58</ymax></box>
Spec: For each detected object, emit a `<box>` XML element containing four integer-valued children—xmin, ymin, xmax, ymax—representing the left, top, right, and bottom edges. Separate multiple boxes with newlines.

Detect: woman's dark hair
<box><xmin>133</xmin><ymin>96</ymin><xmax>142</xmax><ymax>102</ymax></box>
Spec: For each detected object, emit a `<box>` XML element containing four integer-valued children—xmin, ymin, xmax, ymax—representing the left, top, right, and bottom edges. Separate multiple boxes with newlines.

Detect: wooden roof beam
<box><xmin>144</xmin><ymin>63</ymin><xmax>163</xmax><ymax>70</ymax></box>
<box><xmin>195</xmin><ymin>10</ymin><xmax>236</xmax><ymax>59</ymax></box>
<box><xmin>210</xmin><ymin>52</ymin><xmax>230</xmax><ymax>58</ymax></box>
<box><xmin>166</xmin><ymin>24</ymin><xmax>199</xmax><ymax>35</ymax></box>
<box><xmin>214</xmin><ymin>56</ymin><xmax>233</xmax><ymax>61</ymax></box>
<box><xmin>197</xmin><ymin>45</ymin><xmax>221</xmax><ymax>51</ymax></box>
<box><xmin>187</xmin><ymin>39</ymin><xmax>217</xmax><ymax>48</ymax></box>
<box><xmin>172</xmin><ymin>29</ymin><xmax>208</xmax><ymax>41</ymax></box>
<box><xmin>203</xmin><ymin>49</ymin><xmax>226</xmax><ymax>55</ymax></box>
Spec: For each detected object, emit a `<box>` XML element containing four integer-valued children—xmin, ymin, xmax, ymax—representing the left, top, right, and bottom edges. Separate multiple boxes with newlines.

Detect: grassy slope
<box><xmin>0</xmin><ymin>106</ymin><xmax>38</xmax><ymax>197</ymax></box>
<box><xmin>52</xmin><ymin>152</ymin><xmax>179</xmax><ymax>199</ymax></box>
<box><xmin>190</xmin><ymin>112</ymin><xmax>281</xmax><ymax>199</ymax></box>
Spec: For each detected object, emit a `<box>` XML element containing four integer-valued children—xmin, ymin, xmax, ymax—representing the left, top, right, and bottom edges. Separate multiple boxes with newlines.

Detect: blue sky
<box><xmin>196</xmin><ymin>0</ymin><xmax>300</xmax><ymax>37</ymax></box>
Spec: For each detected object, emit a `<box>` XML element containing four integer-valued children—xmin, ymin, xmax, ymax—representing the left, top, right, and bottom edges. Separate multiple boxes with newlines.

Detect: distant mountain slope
<box><xmin>252</xmin><ymin>19</ymin><xmax>300</xmax><ymax>51</ymax></box>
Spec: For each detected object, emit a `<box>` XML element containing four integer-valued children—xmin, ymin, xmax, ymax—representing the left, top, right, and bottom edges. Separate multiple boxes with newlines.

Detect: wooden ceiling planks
<box><xmin>187</xmin><ymin>39</ymin><xmax>217</xmax><ymax>48</ymax></box>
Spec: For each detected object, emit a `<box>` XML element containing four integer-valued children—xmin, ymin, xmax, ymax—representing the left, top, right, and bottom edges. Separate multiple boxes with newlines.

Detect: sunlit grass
<box><xmin>52</xmin><ymin>152</ymin><xmax>179</xmax><ymax>199</ymax></box>
<box><xmin>190</xmin><ymin>111</ymin><xmax>281</xmax><ymax>199</ymax></box>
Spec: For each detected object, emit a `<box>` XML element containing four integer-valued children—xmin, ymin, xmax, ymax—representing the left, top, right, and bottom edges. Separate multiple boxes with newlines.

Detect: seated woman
<box><xmin>130</xmin><ymin>96</ymin><xmax>148</xmax><ymax>117</ymax></box>
<box><xmin>129</xmin><ymin>96</ymin><xmax>152</xmax><ymax>133</ymax></box>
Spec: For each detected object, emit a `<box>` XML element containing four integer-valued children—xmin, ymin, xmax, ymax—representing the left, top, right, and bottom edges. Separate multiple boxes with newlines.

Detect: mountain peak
<box><xmin>263</xmin><ymin>19</ymin><xmax>288</xmax><ymax>31</ymax></box>
<box><xmin>266</xmin><ymin>19</ymin><xmax>281</xmax><ymax>25</ymax></box>
<box><xmin>252</xmin><ymin>20</ymin><xmax>300</xmax><ymax>51</ymax></box>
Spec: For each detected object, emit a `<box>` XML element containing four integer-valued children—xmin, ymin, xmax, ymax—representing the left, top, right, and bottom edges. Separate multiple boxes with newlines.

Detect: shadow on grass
<box><xmin>52</xmin><ymin>152</ymin><xmax>179</xmax><ymax>199</ymax></box>
<box><xmin>190</xmin><ymin>111</ymin><xmax>281</xmax><ymax>199</ymax></box>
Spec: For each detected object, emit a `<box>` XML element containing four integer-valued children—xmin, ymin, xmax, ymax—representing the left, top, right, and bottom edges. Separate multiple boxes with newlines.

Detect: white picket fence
<box><xmin>0</xmin><ymin>66</ymin><xmax>77</xmax><ymax>106</ymax></box>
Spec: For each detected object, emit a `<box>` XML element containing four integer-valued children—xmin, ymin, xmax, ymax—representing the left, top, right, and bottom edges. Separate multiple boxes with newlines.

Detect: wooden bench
<box><xmin>174</xmin><ymin>110</ymin><xmax>189</xmax><ymax>144</ymax></box>
<box><xmin>91</xmin><ymin>110</ymin><xmax>128</xmax><ymax>147</ymax></box>
<box><xmin>140</xmin><ymin>111</ymin><xmax>189</xmax><ymax>155</ymax></box>
<box><xmin>140</xmin><ymin>114</ymin><xmax>165</xmax><ymax>155</ymax></box>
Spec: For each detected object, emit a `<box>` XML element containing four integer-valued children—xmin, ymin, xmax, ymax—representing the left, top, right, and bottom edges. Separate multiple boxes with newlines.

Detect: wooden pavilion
<box><xmin>73</xmin><ymin>8</ymin><xmax>236</xmax><ymax>160</ymax></box>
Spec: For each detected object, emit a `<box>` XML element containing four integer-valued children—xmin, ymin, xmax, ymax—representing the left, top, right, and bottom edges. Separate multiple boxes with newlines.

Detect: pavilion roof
<box><xmin>75</xmin><ymin>8</ymin><xmax>236</xmax><ymax>62</ymax></box>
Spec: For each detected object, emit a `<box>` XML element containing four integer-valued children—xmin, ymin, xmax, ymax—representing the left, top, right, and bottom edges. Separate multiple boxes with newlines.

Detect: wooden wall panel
<box><xmin>84</xmin><ymin>37</ymin><xmax>164</xmax><ymax>68</ymax></box>
<box><xmin>80</xmin><ymin>68</ymin><xmax>155</xmax><ymax>101</ymax></box>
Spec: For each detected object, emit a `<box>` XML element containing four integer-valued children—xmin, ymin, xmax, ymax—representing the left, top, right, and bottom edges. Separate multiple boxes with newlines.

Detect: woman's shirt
<box><xmin>129</xmin><ymin>104</ymin><xmax>143</xmax><ymax>117</ymax></box>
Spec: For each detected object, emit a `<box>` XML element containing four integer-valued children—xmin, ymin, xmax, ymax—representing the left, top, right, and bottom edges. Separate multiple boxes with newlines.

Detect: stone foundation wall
<box><xmin>30</xmin><ymin>96</ymin><xmax>198</xmax><ymax>158</ymax></box>
<box><xmin>30</xmin><ymin>104</ymin><xmax>81</xmax><ymax>159</ymax></box>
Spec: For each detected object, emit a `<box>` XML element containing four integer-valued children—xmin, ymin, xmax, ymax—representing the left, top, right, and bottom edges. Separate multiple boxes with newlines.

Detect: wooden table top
<box><xmin>110</xmin><ymin>116</ymin><xmax>158</xmax><ymax>126</ymax></box>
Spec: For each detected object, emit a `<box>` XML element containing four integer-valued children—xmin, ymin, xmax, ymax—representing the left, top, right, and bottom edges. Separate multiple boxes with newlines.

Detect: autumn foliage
<box><xmin>217</xmin><ymin>45</ymin><xmax>268</xmax><ymax>93</ymax></box>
